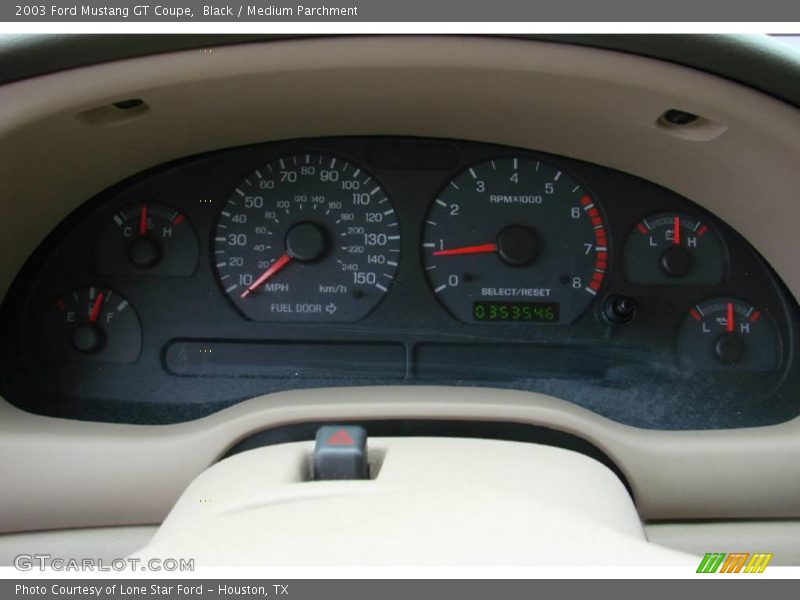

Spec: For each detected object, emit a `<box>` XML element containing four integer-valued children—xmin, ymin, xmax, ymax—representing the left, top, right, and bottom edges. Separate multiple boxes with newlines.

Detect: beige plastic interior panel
<box><xmin>645</xmin><ymin>521</ymin><xmax>800</xmax><ymax>567</ymax></box>
<box><xmin>1</xmin><ymin>37</ymin><xmax>800</xmax><ymax>533</ymax></box>
<box><xmin>134</xmin><ymin>437</ymin><xmax>696</xmax><ymax>566</ymax></box>
<box><xmin>1</xmin><ymin>386</ymin><xmax>800</xmax><ymax>534</ymax></box>
<box><xmin>0</xmin><ymin>526</ymin><xmax>157</xmax><ymax>567</ymax></box>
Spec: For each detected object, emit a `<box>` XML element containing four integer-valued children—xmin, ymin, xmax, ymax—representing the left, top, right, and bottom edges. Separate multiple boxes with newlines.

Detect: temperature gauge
<box><xmin>623</xmin><ymin>212</ymin><xmax>725</xmax><ymax>284</ymax></box>
<box><xmin>39</xmin><ymin>286</ymin><xmax>142</xmax><ymax>363</ymax></box>
<box><xmin>677</xmin><ymin>297</ymin><xmax>779</xmax><ymax>372</ymax></box>
<box><xmin>95</xmin><ymin>203</ymin><xmax>199</xmax><ymax>276</ymax></box>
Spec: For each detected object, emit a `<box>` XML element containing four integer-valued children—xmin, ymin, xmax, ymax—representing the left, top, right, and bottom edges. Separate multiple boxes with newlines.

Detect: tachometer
<box><xmin>422</xmin><ymin>157</ymin><xmax>607</xmax><ymax>324</ymax></box>
<box><xmin>214</xmin><ymin>154</ymin><xmax>400</xmax><ymax>322</ymax></box>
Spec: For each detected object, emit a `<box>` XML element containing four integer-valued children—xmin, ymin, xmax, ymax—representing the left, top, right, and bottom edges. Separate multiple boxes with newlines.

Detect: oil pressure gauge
<box><xmin>95</xmin><ymin>203</ymin><xmax>199</xmax><ymax>276</ymax></box>
<box><xmin>677</xmin><ymin>297</ymin><xmax>779</xmax><ymax>372</ymax></box>
<box><xmin>623</xmin><ymin>212</ymin><xmax>725</xmax><ymax>284</ymax></box>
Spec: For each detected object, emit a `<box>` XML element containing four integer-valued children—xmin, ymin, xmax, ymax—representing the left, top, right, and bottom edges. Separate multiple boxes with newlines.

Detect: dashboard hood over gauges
<box><xmin>1</xmin><ymin>34</ymin><xmax>800</xmax><ymax>110</ymax></box>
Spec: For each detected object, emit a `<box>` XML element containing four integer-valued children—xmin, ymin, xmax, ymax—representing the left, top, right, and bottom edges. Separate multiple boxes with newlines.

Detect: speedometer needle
<box><xmin>432</xmin><ymin>243</ymin><xmax>498</xmax><ymax>257</ymax></box>
<box><xmin>240</xmin><ymin>253</ymin><xmax>293</xmax><ymax>299</ymax></box>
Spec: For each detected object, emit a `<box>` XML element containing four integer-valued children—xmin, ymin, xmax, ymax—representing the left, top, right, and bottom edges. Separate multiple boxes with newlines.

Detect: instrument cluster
<box><xmin>1</xmin><ymin>137</ymin><xmax>798</xmax><ymax>429</ymax></box>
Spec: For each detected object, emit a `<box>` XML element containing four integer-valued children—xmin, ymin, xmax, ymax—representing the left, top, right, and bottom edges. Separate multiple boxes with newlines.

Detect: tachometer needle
<box><xmin>726</xmin><ymin>302</ymin><xmax>735</xmax><ymax>332</ymax></box>
<box><xmin>139</xmin><ymin>205</ymin><xmax>148</xmax><ymax>236</ymax></box>
<box><xmin>673</xmin><ymin>216</ymin><xmax>681</xmax><ymax>245</ymax></box>
<box><xmin>240</xmin><ymin>253</ymin><xmax>293</xmax><ymax>299</ymax></box>
<box><xmin>88</xmin><ymin>292</ymin><xmax>105</xmax><ymax>324</ymax></box>
<box><xmin>432</xmin><ymin>243</ymin><xmax>498</xmax><ymax>257</ymax></box>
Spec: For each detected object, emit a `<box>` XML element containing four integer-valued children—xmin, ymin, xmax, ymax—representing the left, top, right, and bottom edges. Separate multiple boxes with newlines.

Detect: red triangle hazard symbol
<box><xmin>327</xmin><ymin>428</ymin><xmax>355</xmax><ymax>446</ymax></box>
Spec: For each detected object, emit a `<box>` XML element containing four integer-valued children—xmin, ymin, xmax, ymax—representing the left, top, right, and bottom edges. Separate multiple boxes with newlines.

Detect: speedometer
<box><xmin>422</xmin><ymin>157</ymin><xmax>608</xmax><ymax>324</ymax></box>
<box><xmin>214</xmin><ymin>154</ymin><xmax>400</xmax><ymax>322</ymax></box>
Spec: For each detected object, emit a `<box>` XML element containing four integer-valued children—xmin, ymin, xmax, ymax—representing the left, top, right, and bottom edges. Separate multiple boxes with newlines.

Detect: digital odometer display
<box><xmin>473</xmin><ymin>301</ymin><xmax>559</xmax><ymax>323</ymax></box>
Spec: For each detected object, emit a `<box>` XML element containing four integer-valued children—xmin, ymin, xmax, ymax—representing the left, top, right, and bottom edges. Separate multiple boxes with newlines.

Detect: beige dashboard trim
<box><xmin>1</xmin><ymin>386</ymin><xmax>799</xmax><ymax>533</ymax></box>
<box><xmin>1</xmin><ymin>37</ymin><xmax>800</xmax><ymax>531</ymax></box>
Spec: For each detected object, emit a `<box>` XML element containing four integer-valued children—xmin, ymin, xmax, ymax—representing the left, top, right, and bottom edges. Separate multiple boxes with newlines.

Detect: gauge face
<box><xmin>214</xmin><ymin>154</ymin><xmax>400</xmax><ymax>322</ymax></box>
<box><xmin>623</xmin><ymin>212</ymin><xmax>725</xmax><ymax>284</ymax></box>
<box><xmin>95</xmin><ymin>203</ymin><xmax>199</xmax><ymax>276</ymax></box>
<box><xmin>677</xmin><ymin>297</ymin><xmax>779</xmax><ymax>372</ymax></box>
<box><xmin>422</xmin><ymin>157</ymin><xmax>607</xmax><ymax>324</ymax></box>
<box><xmin>39</xmin><ymin>286</ymin><xmax>142</xmax><ymax>363</ymax></box>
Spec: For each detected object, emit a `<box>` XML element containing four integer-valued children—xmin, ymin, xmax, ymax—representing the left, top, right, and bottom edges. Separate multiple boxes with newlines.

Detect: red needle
<box><xmin>673</xmin><ymin>216</ymin><xmax>681</xmax><ymax>245</ymax></box>
<box><xmin>432</xmin><ymin>243</ymin><xmax>498</xmax><ymax>257</ymax></box>
<box><xmin>726</xmin><ymin>302</ymin><xmax>735</xmax><ymax>332</ymax></box>
<box><xmin>88</xmin><ymin>292</ymin><xmax>104</xmax><ymax>324</ymax></box>
<box><xmin>139</xmin><ymin>205</ymin><xmax>148</xmax><ymax>236</ymax></box>
<box><xmin>240</xmin><ymin>253</ymin><xmax>293</xmax><ymax>298</ymax></box>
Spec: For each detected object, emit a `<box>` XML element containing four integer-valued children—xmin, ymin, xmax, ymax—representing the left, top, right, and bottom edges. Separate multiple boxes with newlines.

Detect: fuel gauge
<box><xmin>623</xmin><ymin>212</ymin><xmax>725</xmax><ymax>284</ymax></box>
<box><xmin>95</xmin><ymin>203</ymin><xmax>199</xmax><ymax>276</ymax></box>
<box><xmin>677</xmin><ymin>297</ymin><xmax>779</xmax><ymax>372</ymax></box>
<box><xmin>39</xmin><ymin>286</ymin><xmax>142</xmax><ymax>363</ymax></box>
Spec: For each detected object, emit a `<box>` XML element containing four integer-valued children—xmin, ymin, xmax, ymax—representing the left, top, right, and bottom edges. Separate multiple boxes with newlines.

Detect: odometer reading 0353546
<box><xmin>214</xmin><ymin>154</ymin><xmax>400</xmax><ymax>322</ymax></box>
<box><xmin>422</xmin><ymin>157</ymin><xmax>608</xmax><ymax>324</ymax></box>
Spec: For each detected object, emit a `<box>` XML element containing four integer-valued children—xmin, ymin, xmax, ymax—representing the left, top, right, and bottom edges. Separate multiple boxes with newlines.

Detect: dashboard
<box><xmin>2</xmin><ymin>135</ymin><xmax>798</xmax><ymax>429</ymax></box>
<box><xmin>1</xmin><ymin>35</ymin><xmax>800</xmax><ymax>547</ymax></box>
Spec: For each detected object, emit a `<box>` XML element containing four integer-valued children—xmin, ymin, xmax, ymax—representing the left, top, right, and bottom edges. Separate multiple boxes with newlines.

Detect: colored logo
<box><xmin>696</xmin><ymin>552</ymin><xmax>773</xmax><ymax>573</ymax></box>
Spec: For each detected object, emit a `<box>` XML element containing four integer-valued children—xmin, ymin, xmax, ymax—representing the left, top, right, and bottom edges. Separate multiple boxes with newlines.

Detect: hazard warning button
<box><xmin>313</xmin><ymin>425</ymin><xmax>368</xmax><ymax>480</ymax></box>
